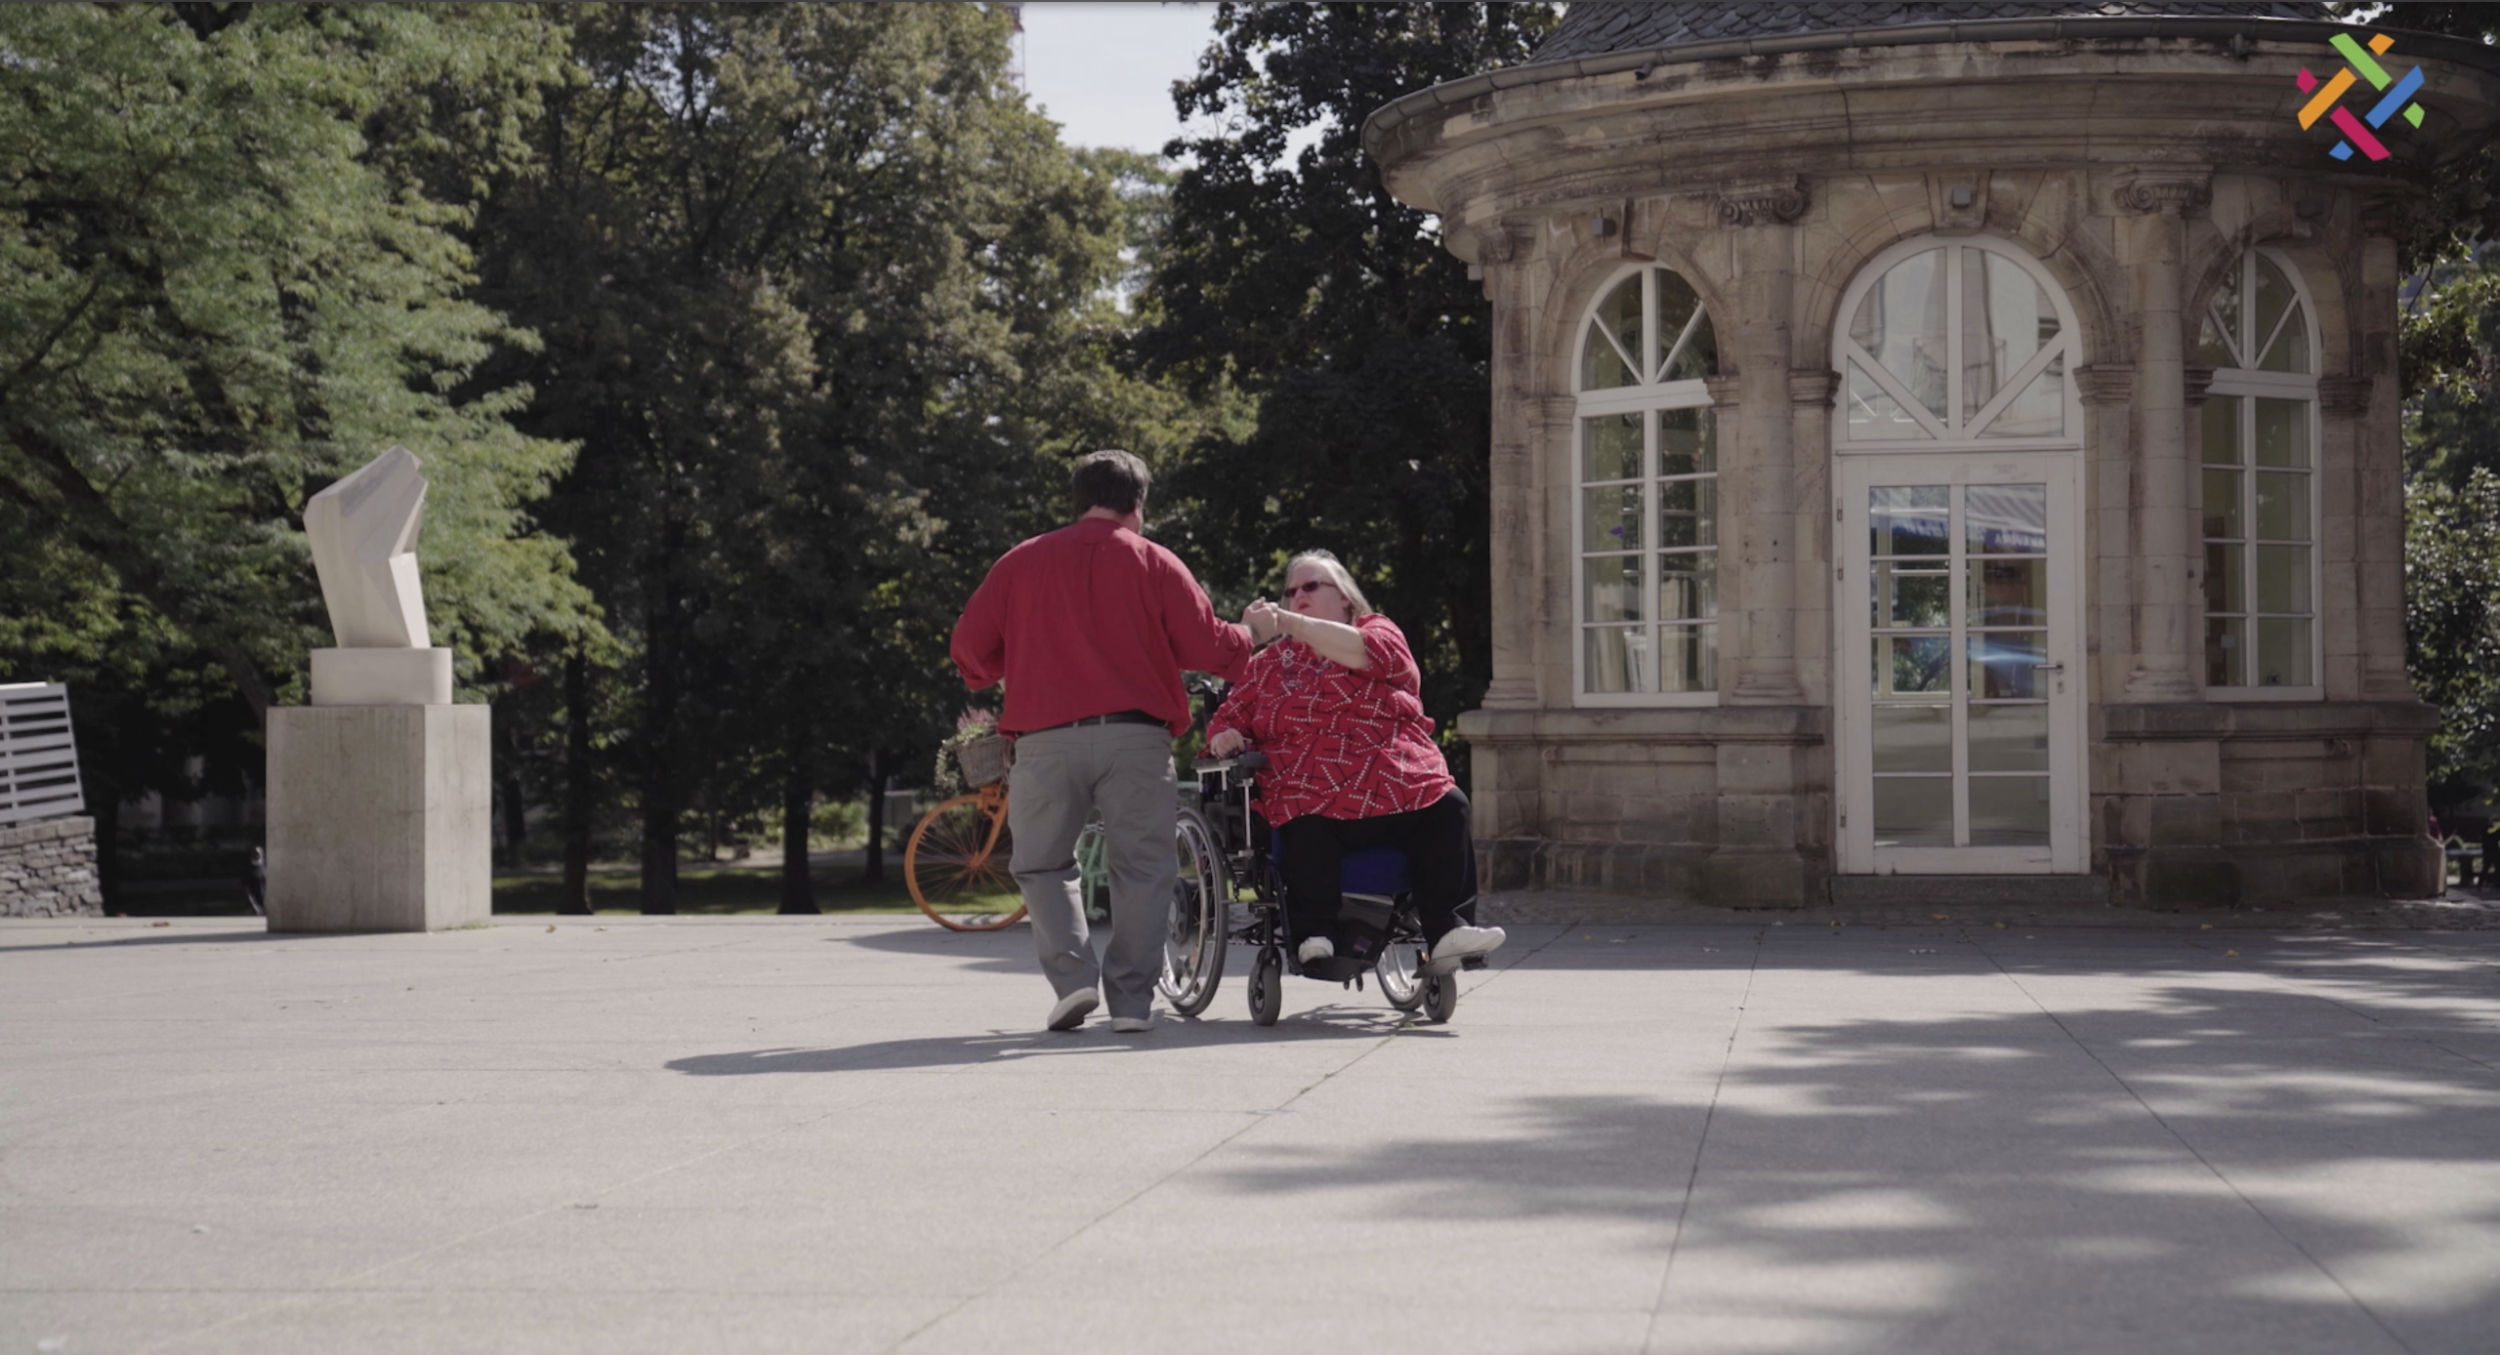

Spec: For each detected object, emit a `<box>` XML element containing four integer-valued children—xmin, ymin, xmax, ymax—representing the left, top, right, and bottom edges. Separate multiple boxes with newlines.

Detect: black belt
<box><xmin>1027</xmin><ymin>710</ymin><xmax>1163</xmax><ymax>734</ymax></box>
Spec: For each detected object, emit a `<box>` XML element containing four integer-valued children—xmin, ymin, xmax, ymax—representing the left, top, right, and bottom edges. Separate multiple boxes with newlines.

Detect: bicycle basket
<box><xmin>955</xmin><ymin>732</ymin><xmax>1012</xmax><ymax>788</ymax></box>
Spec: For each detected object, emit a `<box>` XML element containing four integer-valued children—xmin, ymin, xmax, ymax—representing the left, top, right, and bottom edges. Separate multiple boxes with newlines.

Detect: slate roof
<box><xmin>1533</xmin><ymin>2</ymin><xmax>2335</xmax><ymax>63</ymax></box>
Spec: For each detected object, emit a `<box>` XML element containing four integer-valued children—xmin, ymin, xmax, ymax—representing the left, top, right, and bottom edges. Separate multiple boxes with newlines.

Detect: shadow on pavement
<box><xmin>668</xmin><ymin>1006</ymin><xmax>1446</xmax><ymax>1075</ymax></box>
<box><xmin>1196</xmin><ymin>949</ymin><xmax>2500</xmax><ymax>1352</ymax></box>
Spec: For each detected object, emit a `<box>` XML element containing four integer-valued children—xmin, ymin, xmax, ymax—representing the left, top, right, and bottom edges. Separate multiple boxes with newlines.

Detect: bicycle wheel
<box><xmin>1075</xmin><ymin>818</ymin><xmax>1110</xmax><ymax>924</ymax></box>
<box><xmin>905</xmin><ymin>792</ymin><xmax>1026</xmax><ymax>931</ymax></box>
<box><xmin>1158</xmin><ymin>807</ymin><xmax>1228</xmax><ymax>1017</ymax></box>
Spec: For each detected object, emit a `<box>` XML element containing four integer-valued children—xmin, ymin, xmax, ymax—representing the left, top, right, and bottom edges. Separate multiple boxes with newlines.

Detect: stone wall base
<box><xmin>0</xmin><ymin>816</ymin><xmax>103</xmax><ymax>917</ymax></box>
<box><xmin>267</xmin><ymin>704</ymin><xmax>490</xmax><ymax>932</ymax></box>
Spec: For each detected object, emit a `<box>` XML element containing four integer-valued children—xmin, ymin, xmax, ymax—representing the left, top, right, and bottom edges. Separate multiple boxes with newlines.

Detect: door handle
<box><xmin>2031</xmin><ymin>661</ymin><xmax>2066</xmax><ymax>672</ymax></box>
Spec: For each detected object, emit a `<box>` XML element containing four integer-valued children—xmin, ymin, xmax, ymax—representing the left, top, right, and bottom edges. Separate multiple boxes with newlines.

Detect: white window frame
<box><xmin>2197</xmin><ymin>247</ymin><xmax>2323</xmax><ymax>701</ymax></box>
<box><xmin>1572</xmin><ymin>265</ymin><xmax>1720</xmax><ymax>708</ymax></box>
<box><xmin>1829</xmin><ymin>234</ymin><xmax>2088</xmax><ymax>875</ymax></box>
<box><xmin>1832</xmin><ymin>234</ymin><xmax>2083</xmax><ymax>456</ymax></box>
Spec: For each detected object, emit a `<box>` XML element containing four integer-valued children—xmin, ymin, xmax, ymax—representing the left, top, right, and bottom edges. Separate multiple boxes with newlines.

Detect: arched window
<box><xmin>1837</xmin><ymin>241</ymin><xmax>2076</xmax><ymax>446</ymax></box>
<box><xmin>1573</xmin><ymin>267</ymin><xmax>1719</xmax><ymax>702</ymax></box>
<box><xmin>2196</xmin><ymin>248</ymin><xmax>2320</xmax><ymax>693</ymax></box>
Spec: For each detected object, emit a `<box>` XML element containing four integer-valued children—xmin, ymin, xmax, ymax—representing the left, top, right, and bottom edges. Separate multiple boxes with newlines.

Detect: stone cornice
<box><xmin>2073</xmin><ymin>364</ymin><xmax>2134</xmax><ymax>407</ymax></box>
<box><xmin>1788</xmin><ymin>369</ymin><xmax>1840</xmax><ymax>407</ymax></box>
<box><xmin>2182</xmin><ymin>366</ymin><xmax>2216</xmax><ymax>406</ymax></box>
<box><xmin>2317</xmin><ymin>375</ymin><xmax>2372</xmax><ymax>414</ymax></box>
<box><xmin>1716</xmin><ymin>178</ymin><xmax>1809</xmax><ymax>228</ymax></box>
<box><xmin>1704</xmin><ymin>375</ymin><xmax>1742</xmax><ymax>407</ymax></box>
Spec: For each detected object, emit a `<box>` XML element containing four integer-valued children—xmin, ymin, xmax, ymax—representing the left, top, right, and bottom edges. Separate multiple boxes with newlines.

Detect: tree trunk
<box><xmin>494</xmin><ymin>698</ymin><xmax>528</xmax><ymax>867</ymax></box>
<box><xmin>860</xmin><ymin>750</ymin><xmax>888</xmax><ymax>885</ymax></box>
<box><xmin>560</xmin><ymin>650</ymin><xmax>593</xmax><ymax>915</ymax></box>
<box><xmin>639</xmin><ymin>563</ymin><xmax>681</xmax><ymax>915</ymax></box>
<box><xmin>779</xmin><ymin>719</ymin><xmax>817</xmax><ymax>914</ymax></box>
<box><xmin>92</xmin><ymin>786</ymin><xmax>121</xmax><ymax>915</ymax></box>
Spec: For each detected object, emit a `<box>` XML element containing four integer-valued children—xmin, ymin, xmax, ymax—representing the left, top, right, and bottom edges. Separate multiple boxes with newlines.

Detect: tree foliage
<box><xmin>2373</xmin><ymin>4</ymin><xmax>2500</xmax><ymax>807</ymax></box>
<box><xmin>1141</xmin><ymin>2</ymin><xmax>1560</xmax><ymax>763</ymax></box>
<box><xmin>473</xmin><ymin>3</ymin><xmax>1162</xmax><ymax>907</ymax></box>
<box><xmin>0</xmin><ymin>4</ymin><xmax>596</xmax><ymax>900</ymax></box>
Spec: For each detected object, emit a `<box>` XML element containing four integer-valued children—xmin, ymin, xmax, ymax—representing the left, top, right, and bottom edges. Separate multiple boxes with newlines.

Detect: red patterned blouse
<box><xmin>1205</xmin><ymin>613</ymin><xmax>1456</xmax><ymax>824</ymax></box>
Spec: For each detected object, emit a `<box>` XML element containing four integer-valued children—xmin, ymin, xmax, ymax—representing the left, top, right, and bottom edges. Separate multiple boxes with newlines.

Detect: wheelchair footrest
<box><xmin>1298</xmin><ymin>954</ymin><xmax>1374</xmax><ymax>984</ymax></box>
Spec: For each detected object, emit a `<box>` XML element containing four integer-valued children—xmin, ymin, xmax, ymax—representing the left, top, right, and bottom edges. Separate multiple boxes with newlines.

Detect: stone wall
<box><xmin>0</xmin><ymin>816</ymin><xmax>103</xmax><ymax>918</ymax></box>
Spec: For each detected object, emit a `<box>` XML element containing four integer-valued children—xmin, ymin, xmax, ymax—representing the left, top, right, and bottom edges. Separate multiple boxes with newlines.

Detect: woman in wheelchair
<box><xmin>1204</xmin><ymin>550</ymin><xmax>1505</xmax><ymax>976</ymax></box>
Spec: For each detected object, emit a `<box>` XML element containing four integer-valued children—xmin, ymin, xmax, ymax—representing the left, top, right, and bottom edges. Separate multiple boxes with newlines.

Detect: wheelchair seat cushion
<box><xmin>1273</xmin><ymin>835</ymin><xmax>1412</xmax><ymax>897</ymax></box>
<box><xmin>1339</xmin><ymin>846</ymin><xmax>1411</xmax><ymax>896</ymax></box>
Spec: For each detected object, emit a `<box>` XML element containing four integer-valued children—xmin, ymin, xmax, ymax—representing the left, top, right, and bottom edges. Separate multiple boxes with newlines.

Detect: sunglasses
<box><xmin>1283</xmin><ymin>580</ymin><xmax>1335</xmax><ymax>598</ymax></box>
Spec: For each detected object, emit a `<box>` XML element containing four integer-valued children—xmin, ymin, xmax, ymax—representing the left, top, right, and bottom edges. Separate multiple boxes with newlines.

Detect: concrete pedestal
<box><xmin>266</xmin><ymin>704</ymin><xmax>489</xmax><ymax>932</ymax></box>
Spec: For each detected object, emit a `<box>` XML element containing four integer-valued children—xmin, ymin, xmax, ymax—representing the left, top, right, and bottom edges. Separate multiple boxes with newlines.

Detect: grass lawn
<box><xmin>492</xmin><ymin>863</ymin><xmax>1019</xmax><ymax>917</ymax></box>
<box><xmin>112</xmin><ymin>862</ymin><xmax>1021</xmax><ymax>919</ymax></box>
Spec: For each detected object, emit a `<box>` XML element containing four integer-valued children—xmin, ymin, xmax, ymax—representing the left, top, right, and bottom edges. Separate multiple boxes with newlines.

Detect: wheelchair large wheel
<box><xmin>1158</xmin><ymin>809</ymin><xmax>1228</xmax><ymax>1017</ymax></box>
<box><xmin>905</xmin><ymin>792</ymin><xmax>1025</xmax><ymax>931</ymax></box>
<box><xmin>1376</xmin><ymin>937</ymin><xmax>1428</xmax><ymax>1012</ymax></box>
<box><xmin>1423</xmin><ymin>969</ymin><xmax>1459</xmax><ymax>1024</ymax></box>
<box><xmin>1248</xmin><ymin>946</ymin><xmax>1283</xmax><ymax>1026</ymax></box>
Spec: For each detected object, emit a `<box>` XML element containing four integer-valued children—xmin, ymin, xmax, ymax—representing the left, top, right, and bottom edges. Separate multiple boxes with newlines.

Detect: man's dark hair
<box><xmin>1070</xmin><ymin>449</ymin><xmax>1152</xmax><ymax>517</ymax></box>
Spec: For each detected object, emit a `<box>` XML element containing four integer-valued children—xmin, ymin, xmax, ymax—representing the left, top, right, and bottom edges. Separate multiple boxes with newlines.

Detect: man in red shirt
<box><xmin>951</xmin><ymin>450</ymin><xmax>1276</xmax><ymax>1033</ymax></box>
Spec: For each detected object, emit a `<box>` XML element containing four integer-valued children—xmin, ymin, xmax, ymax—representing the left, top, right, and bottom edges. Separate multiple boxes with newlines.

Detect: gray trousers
<box><xmin>1006</xmin><ymin>723</ymin><xmax>1174</xmax><ymax>1020</ymax></box>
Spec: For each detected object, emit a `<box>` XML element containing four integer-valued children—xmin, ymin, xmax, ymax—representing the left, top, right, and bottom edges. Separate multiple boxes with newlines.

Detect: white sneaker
<box><xmin>1046</xmin><ymin>989</ymin><xmax>1099</xmax><ymax>1032</ymax></box>
<box><xmin>1110</xmin><ymin>1014</ymin><xmax>1152</xmax><ymax>1033</ymax></box>
<box><xmin>1428</xmin><ymin>925</ymin><xmax>1506</xmax><ymax>974</ymax></box>
<box><xmin>1297</xmin><ymin>936</ymin><xmax>1335</xmax><ymax>965</ymax></box>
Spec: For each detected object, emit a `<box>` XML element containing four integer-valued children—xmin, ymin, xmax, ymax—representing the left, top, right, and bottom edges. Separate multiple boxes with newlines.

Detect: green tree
<box><xmin>0</xmin><ymin>4</ymin><xmax>596</xmax><ymax>900</ymax></box>
<box><xmin>1141</xmin><ymin>2</ymin><xmax>1560</xmax><ymax>763</ymax></box>
<box><xmin>2404</xmin><ymin>470</ymin><xmax>2500</xmax><ymax>814</ymax></box>
<box><xmin>476</xmin><ymin>3</ymin><xmax>1150</xmax><ymax>908</ymax></box>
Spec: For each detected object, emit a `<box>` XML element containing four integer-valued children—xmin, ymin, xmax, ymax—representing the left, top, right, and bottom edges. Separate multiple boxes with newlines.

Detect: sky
<box><xmin>1015</xmin><ymin>2</ymin><xmax>1222</xmax><ymax>157</ymax></box>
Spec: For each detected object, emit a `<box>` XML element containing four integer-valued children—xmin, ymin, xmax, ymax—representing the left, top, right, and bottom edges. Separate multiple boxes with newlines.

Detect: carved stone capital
<box><xmin>1704</xmin><ymin>375</ymin><xmax>1743</xmax><ymax>407</ymax></box>
<box><xmin>1788</xmin><ymin>369</ymin><xmax>1840</xmax><ymax>407</ymax></box>
<box><xmin>1466</xmin><ymin>223</ymin><xmax>1525</xmax><ymax>266</ymax></box>
<box><xmin>2182</xmin><ymin>365</ymin><xmax>2216</xmax><ymax>406</ymax></box>
<box><xmin>2357</xmin><ymin>196</ymin><xmax>2402</xmax><ymax>238</ymax></box>
<box><xmin>2072</xmin><ymin>364</ymin><xmax>2135</xmax><ymax>407</ymax></box>
<box><xmin>2317</xmin><ymin>374</ymin><xmax>2373</xmax><ymax>414</ymax></box>
<box><xmin>2118</xmin><ymin>174</ymin><xmax>2211</xmax><ymax>218</ymax></box>
<box><xmin>1716</xmin><ymin>177</ymin><xmax>1809</xmax><ymax>228</ymax></box>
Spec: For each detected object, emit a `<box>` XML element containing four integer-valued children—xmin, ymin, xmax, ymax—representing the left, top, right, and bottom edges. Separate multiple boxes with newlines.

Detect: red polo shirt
<box><xmin>950</xmin><ymin>517</ymin><xmax>1255</xmax><ymax>737</ymax></box>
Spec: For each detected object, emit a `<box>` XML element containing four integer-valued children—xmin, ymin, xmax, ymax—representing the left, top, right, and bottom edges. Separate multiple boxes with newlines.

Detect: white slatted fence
<box><xmin>0</xmin><ymin>683</ymin><xmax>85</xmax><ymax>827</ymax></box>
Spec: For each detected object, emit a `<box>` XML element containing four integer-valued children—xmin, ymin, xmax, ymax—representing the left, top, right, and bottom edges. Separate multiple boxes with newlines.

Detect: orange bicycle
<box><xmin>904</xmin><ymin>732</ymin><xmax>1112</xmax><ymax>930</ymax></box>
<box><xmin>904</xmin><ymin>782</ymin><xmax>1024</xmax><ymax>930</ymax></box>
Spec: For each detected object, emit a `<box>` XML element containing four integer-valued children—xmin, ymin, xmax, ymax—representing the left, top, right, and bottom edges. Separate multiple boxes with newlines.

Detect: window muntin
<box><xmin>1840</xmin><ymin>240</ymin><xmax>2071</xmax><ymax>445</ymax></box>
<box><xmin>2197</xmin><ymin>249</ymin><xmax>2320</xmax><ymax>692</ymax></box>
<box><xmin>1574</xmin><ymin>268</ymin><xmax>1718</xmax><ymax>702</ymax></box>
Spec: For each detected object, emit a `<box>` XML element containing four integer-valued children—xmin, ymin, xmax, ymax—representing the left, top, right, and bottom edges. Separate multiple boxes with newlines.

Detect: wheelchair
<box><xmin>1156</xmin><ymin>748</ymin><xmax>1476</xmax><ymax>1027</ymax></box>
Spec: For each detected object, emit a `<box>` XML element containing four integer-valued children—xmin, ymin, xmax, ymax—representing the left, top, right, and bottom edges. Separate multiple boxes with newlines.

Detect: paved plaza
<box><xmin>4</xmin><ymin>909</ymin><xmax>2497</xmax><ymax>1354</ymax></box>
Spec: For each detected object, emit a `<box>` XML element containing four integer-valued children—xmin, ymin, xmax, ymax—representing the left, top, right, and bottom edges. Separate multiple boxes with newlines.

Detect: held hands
<box><xmin>1243</xmin><ymin>599</ymin><xmax>1284</xmax><ymax>646</ymax></box>
<box><xmin>1206</xmin><ymin>728</ymin><xmax>1247</xmax><ymax>758</ymax></box>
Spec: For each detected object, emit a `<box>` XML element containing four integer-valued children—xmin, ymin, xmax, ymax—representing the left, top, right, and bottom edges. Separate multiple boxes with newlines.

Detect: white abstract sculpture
<box><xmin>303</xmin><ymin>447</ymin><xmax>451</xmax><ymax>706</ymax></box>
<box><xmin>307</xmin><ymin>445</ymin><xmax>431</xmax><ymax>648</ymax></box>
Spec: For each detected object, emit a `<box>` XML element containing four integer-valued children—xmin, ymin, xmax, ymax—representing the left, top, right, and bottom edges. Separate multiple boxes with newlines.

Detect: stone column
<box><xmin>1719</xmin><ymin>181</ymin><xmax>1808</xmax><ymax>704</ymax></box>
<box><xmin>1788</xmin><ymin>368</ymin><xmax>1841</xmax><ymax>707</ymax></box>
<box><xmin>2075</xmin><ymin>363</ymin><xmax>2137</xmax><ymax>696</ymax></box>
<box><xmin>2354</xmin><ymin>210</ymin><xmax>2413</xmax><ymax>701</ymax></box>
<box><xmin>1476</xmin><ymin>230</ymin><xmax>1540</xmax><ymax>711</ymax></box>
<box><xmin>2118</xmin><ymin>175</ymin><xmax>2209</xmax><ymax>702</ymax></box>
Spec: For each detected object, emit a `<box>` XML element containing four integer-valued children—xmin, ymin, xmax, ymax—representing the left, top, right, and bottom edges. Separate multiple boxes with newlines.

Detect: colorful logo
<box><xmin>2296</xmin><ymin>31</ymin><xmax>2426</xmax><ymax>162</ymax></box>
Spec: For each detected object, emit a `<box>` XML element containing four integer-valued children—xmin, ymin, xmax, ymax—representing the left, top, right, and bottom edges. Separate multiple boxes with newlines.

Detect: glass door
<box><xmin>1836</xmin><ymin>453</ymin><xmax>2084</xmax><ymax>874</ymax></box>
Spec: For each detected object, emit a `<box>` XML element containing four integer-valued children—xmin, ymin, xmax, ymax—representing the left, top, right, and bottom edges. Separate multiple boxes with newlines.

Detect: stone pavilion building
<box><xmin>1363</xmin><ymin>2</ymin><xmax>2500</xmax><ymax>906</ymax></box>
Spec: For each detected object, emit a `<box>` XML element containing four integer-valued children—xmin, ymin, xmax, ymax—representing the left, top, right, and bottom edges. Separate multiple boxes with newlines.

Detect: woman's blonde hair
<box><xmin>1284</xmin><ymin>550</ymin><xmax>1372</xmax><ymax>620</ymax></box>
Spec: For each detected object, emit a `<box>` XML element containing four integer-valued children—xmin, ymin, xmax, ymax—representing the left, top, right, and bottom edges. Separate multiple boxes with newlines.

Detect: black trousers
<box><xmin>1275</xmin><ymin>789</ymin><xmax>1477</xmax><ymax>950</ymax></box>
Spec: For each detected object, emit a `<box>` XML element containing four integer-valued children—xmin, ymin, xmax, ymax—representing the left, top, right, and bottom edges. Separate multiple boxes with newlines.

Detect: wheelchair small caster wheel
<box><xmin>1249</xmin><ymin>947</ymin><xmax>1283</xmax><ymax>1027</ymax></box>
<box><xmin>1423</xmin><ymin>971</ymin><xmax>1458</xmax><ymax>1024</ymax></box>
